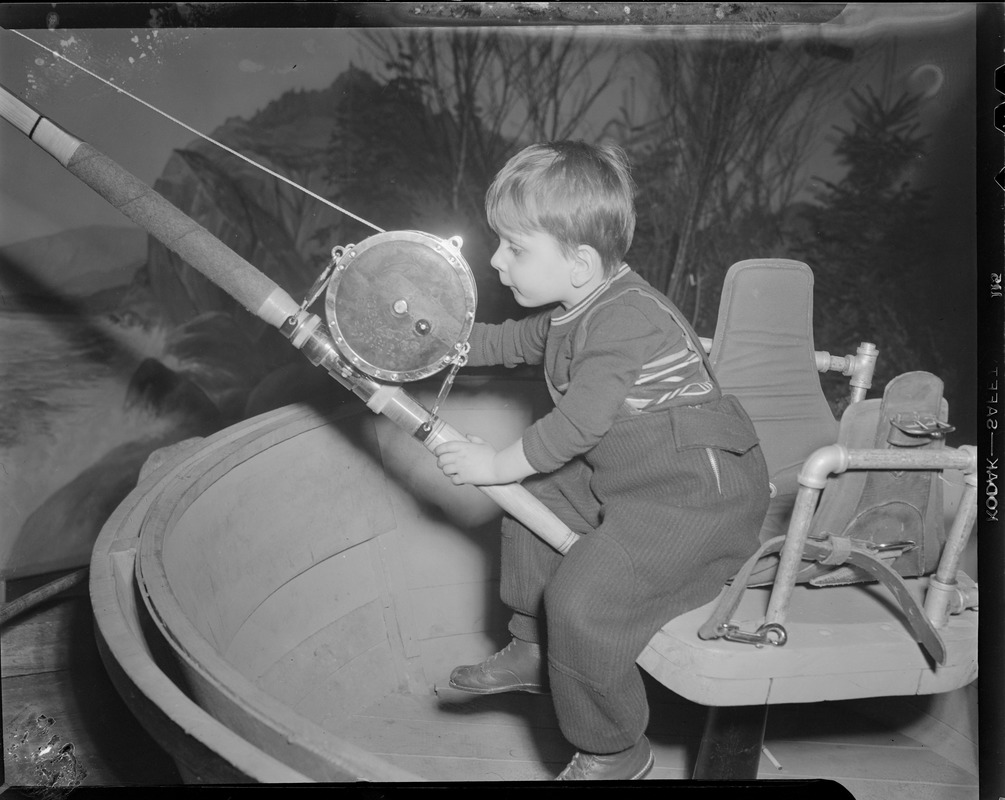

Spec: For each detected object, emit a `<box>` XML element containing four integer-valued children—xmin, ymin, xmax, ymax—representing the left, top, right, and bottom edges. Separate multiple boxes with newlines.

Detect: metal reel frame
<box><xmin>323</xmin><ymin>230</ymin><xmax>477</xmax><ymax>384</ymax></box>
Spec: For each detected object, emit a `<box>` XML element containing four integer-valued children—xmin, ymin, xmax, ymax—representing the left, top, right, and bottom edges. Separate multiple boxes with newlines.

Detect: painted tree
<box><xmin>613</xmin><ymin>32</ymin><xmax>869</xmax><ymax>330</ymax></box>
<box><xmin>347</xmin><ymin>28</ymin><xmax>623</xmax><ymax>239</ymax></box>
<box><xmin>794</xmin><ymin>85</ymin><xmax>947</xmax><ymax>400</ymax></box>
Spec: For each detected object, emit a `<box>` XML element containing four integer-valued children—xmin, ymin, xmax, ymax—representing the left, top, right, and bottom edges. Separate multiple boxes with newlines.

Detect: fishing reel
<box><xmin>320</xmin><ymin>230</ymin><xmax>477</xmax><ymax>383</ymax></box>
<box><xmin>290</xmin><ymin>229</ymin><xmax>478</xmax><ymax>427</ymax></box>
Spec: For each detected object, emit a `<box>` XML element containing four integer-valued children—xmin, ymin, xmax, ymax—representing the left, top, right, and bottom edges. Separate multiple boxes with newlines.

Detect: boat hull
<box><xmin>90</xmin><ymin>377</ymin><xmax>550</xmax><ymax>781</ymax></box>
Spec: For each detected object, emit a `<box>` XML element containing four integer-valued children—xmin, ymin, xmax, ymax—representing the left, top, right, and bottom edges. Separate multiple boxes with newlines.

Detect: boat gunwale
<box><xmin>89</xmin><ymin>409</ymin><xmax>318</xmax><ymax>783</ymax></box>
<box><xmin>112</xmin><ymin>401</ymin><xmax>425</xmax><ymax>782</ymax></box>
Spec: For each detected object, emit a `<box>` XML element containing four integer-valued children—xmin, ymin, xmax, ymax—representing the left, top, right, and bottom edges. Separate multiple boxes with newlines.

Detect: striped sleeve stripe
<box><xmin>641</xmin><ymin>374</ymin><xmax>686</xmax><ymax>387</ymax></box>
<box><xmin>637</xmin><ymin>356</ymin><xmax>701</xmax><ymax>383</ymax></box>
<box><xmin>642</xmin><ymin>347</ymin><xmax>693</xmax><ymax>369</ymax></box>
<box><xmin>671</xmin><ymin>381</ymin><xmax>716</xmax><ymax>398</ymax></box>
<box><xmin>626</xmin><ymin>381</ymin><xmax>716</xmax><ymax>410</ymax></box>
<box><xmin>625</xmin><ymin>397</ymin><xmax>653</xmax><ymax>410</ymax></box>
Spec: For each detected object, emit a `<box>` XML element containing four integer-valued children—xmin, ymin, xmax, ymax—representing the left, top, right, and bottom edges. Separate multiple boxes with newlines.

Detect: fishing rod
<box><xmin>0</xmin><ymin>83</ymin><xmax>581</xmax><ymax>556</ymax></box>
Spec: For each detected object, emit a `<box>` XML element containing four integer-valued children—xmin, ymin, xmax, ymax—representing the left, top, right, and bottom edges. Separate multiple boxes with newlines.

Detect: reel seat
<box><xmin>636</xmin><ymin>259</ymin><xmax>978</xmax><ymax>779</ymax></box>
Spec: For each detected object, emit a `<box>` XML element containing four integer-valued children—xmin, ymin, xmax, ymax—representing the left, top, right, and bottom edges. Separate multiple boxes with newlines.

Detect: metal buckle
<box><xmin>421</xmin><ymin>340</ymin><xmax>471</xmax><ymax>433</ymax></box>
<box><xmin>890</xmin><ymin>412</ymin><xmax>955</xmax><ymax>439</ymax></box>
<box><xmin>869</xmin><ymin>539</ymin><xmax>917</xmax><ymax>554</ymax></box>
<box><xmin>720</xmin><ymin>622</ymin><xmax>788</xmax><ymax>647</ymax></box>
<box><xmin>299</xmin><ymin>246</ymin><xmax>344</xmax><ymax>313</ymax></box>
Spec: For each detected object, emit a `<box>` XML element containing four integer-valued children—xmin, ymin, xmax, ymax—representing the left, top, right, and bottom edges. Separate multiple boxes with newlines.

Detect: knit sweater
<box><xmin>467</xmin><ymin>265</ymin><xmax>716</xmax><ymax>474</ymax></box>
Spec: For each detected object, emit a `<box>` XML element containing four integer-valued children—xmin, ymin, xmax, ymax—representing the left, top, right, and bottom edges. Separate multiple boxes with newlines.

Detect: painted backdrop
<box><xmin>0</xmin><ymin>4</ymin><xmax>982</xmax><ymax>582</ymax></box>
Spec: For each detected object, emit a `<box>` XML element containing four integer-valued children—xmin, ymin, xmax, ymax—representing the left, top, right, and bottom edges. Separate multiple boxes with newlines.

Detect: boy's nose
<box><xmin>489</xmin><ymin>246</ymin><xmax>505</xmax><ymax>273</ymax></box>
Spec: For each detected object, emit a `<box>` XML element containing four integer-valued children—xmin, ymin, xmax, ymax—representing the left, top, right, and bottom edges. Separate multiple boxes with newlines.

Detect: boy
<box><xmin>434</xmin><ymin>141</ymin><xmax>769</xmax><ymax>780</ymax></box>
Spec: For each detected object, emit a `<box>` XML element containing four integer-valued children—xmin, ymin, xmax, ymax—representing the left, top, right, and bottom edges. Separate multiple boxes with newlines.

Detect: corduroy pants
<box><xmin>500</xmin><ymin>399</ymin><xmax>769</xmax><ymax>754</ymax></box>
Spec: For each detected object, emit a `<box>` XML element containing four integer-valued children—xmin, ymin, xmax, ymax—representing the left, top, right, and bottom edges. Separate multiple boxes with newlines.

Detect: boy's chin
<box><xmin>510</xmin><ymin>289</ymin><xmax>548</xmax><ymax>308</ymax></box>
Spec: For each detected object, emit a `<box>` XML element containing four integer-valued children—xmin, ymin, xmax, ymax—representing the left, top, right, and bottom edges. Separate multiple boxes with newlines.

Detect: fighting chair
<box><xmin>637</xmin><ymin>259</ymin><xmax>979</xmax><ymax>779</ymax></box>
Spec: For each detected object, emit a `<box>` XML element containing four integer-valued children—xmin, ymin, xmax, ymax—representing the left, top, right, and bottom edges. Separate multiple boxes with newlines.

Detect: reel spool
<box><xmin>324</xmin><ymin>230</ymin><xmax>477</xmax><ymax>383</ymax></box>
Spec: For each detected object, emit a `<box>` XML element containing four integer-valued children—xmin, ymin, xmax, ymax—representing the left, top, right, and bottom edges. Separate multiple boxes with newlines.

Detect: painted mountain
<box><xmin>0</xmin><ymin>224</ymin><xmax>147</xmax><ymax>312</ymax></box>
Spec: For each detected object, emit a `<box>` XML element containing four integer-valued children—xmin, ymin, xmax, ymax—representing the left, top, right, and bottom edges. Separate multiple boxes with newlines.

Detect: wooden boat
<box><xmin>90</xmin><ymin>378</ymin><xmax>559</xmax><ymax>782</ymax></box>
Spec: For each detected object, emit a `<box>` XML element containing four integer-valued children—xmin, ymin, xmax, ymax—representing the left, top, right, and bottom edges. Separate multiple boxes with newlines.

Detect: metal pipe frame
<box><xmin>764</xmin><ymin>444</ymin><xmax>979</xmax><ymax>628</ymax></box>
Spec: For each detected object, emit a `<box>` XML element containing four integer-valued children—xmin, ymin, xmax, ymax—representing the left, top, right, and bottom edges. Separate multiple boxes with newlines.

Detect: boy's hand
<box><xmin>434</xmin><ymin>435</ymin><xmax>502</xmax><ymax>486</ymax></box>
<box><xmin>435</xmin><ymin>435</ymin><xmax>538</xmax><ymax>486</ymax></box>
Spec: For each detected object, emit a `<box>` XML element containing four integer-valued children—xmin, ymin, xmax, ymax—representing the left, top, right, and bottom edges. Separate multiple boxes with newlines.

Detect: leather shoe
<box><xmin>556</xmin><ymin>736</ymin><xmax>654</xmax><ymax>780</ymax></box>
<box><xmin>448</xmin><ymin>638</ymin><xmax>548</xmax><ymax>694</ymax></box>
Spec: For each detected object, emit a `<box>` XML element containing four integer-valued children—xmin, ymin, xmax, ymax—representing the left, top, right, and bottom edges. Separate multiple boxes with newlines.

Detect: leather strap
<box><xmin>825</xmin><ymin>539</ymin><xmax>946</xmax><ymax>664</ymax></box>
<box><xmin>698</xmin><ymin>536</ymin><xmax>786</xmax><ymax>640</ymax></box>
<box><xmin>699</xmin><ymin>536</ymin><xmax>946</xmax><ymax>665</ymax></box>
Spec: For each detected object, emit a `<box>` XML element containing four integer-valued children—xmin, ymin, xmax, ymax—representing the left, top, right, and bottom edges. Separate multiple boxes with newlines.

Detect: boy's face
<box><xmin>490</xmin><ymin>228</ymin><xmax>578</xmax><ymax>309</ymax></box>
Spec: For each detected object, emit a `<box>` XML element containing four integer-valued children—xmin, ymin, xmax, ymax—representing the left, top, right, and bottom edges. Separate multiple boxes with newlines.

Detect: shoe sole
<box><xmin>631</xmin><ymin>751</ymin><xmax>655</xmax><ymax>780</ymax></box>
<box><xmin>556</xmin><ymin>749</ymin><xmax>655</xmax><ymax>781</ymax></box>
<box><xmin>447</xmin><ymin>680</ymin><xmax>549</xmax><ymax>695</ymax></box>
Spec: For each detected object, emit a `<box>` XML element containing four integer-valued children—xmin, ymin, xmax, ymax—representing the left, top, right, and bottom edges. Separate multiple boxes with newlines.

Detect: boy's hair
<box><xmin>485</xmin><ymin>140</ymin><xmax>637</xmax><ymax>275</ymax></box>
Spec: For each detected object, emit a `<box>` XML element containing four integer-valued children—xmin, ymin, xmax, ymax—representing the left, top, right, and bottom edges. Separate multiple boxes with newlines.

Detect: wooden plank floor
<box><xmin>2</xmin><ymin>578</ymin><xmax>181</xmax><ymax>789</ymax></box>
<box><xmin>1</xmin><ymin>576</ymin><xmax>979</xmax><ymax>794</ymax></box>
<box><xmin>341</xmin><ymin>676</ymin><xmax>979</xmax><ymax>796</ymax></box>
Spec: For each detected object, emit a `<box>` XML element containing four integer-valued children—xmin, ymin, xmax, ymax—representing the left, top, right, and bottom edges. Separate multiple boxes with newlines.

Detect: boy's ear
<box><xmin>569</xmin><ymin>244</ymin><xmax>603</xmax><ymax>288</ymax></box>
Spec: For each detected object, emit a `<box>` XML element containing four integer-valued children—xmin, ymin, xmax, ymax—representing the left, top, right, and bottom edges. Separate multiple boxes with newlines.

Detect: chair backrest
<box><xmin>709</xmin><ymin>259</ymin><xmax>839</xmax><ymax>541</ymax></box>
<box><xmin>806</xmin><ymin>371</ymin><xmax>949</xmax><ymax>582</ymax></box>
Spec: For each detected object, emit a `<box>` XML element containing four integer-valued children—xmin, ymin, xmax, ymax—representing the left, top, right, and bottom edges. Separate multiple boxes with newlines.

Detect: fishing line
<box><xmin>6</xmin><ymin>28</ymin><xmax>386</xmax><ymax>234</ymax></box>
